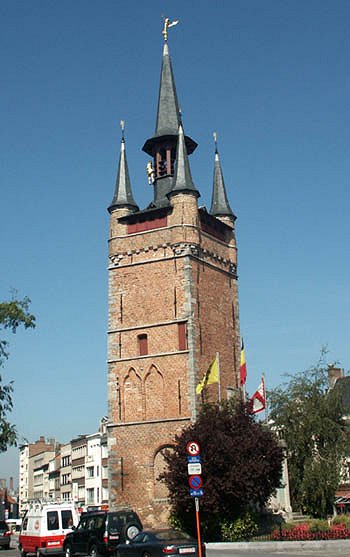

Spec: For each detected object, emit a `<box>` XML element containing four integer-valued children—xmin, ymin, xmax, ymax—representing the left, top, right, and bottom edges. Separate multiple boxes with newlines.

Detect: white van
<box><xmin>19</xmin><ymin>501</ymin><xmax>79</xmax><ymax>557</ymax></box>
<box><xmin>6</xmin><ymin>518</ymin><xmax>22</xmax><ymax>533</ymax></box>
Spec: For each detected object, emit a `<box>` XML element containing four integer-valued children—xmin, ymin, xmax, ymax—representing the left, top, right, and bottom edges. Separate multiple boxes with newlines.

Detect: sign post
<box><xmin>194</xmin><ymin>497</ymin><xmax>202</xmax><ymax>557</ymax></box>
<box><xmin>186</xmin><ymin>442</ymin><xmax>203</xmax><ymax>557</ymax></box>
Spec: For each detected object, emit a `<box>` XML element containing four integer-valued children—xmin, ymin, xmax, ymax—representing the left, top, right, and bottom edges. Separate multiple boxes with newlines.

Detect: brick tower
<box><xmin>107</xmin><ymin>32</ymin><xmax>240</xmax><ymax>526</ymax></box>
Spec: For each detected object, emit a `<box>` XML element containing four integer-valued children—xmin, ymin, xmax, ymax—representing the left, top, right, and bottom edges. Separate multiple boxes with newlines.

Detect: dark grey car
<box><xmin>0</xmin><ymin>521</ymin><xmax>11</xmax><ymax>550</ymax></box>
<box><xmin>116</xmin><ymin>530</ymin><xmax>204</xmax><ymax>557</ymax></box>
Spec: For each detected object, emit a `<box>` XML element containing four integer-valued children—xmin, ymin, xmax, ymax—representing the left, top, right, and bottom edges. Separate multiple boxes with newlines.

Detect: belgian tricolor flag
<box><xmin>240</xmin><ymin>339</ymin><xmax>247</xmax><ymax>386</ymax></box>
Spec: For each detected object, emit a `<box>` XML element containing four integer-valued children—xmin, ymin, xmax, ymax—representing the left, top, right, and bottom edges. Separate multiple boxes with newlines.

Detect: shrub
<box><xmin>168</xmin><ymin>513</ymin><xmax>185</xmax><ymax>532</ymax></box>
<box><xmin>309</xmin><ymin>519</ymin><xmax>330</xmax><ymax>533</ymax></box>
<box><xmin>221</xmin><ymin>513</ymin><xmax>258</xmax><ymax>541</ymax></box>
<box><xmin>333</xmin><ymin>514</ymin><xmax>350</xmax><ymax>528</ymax></box>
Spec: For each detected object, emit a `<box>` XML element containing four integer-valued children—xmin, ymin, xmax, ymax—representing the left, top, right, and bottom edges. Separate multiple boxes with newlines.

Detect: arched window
<box><xmin>145</xmin><ymin>365</ymin><xmax>164</xmax><ymax>420</ymax></box>
<box><xmin>123</xmin><ymin>368</ymin><xmax>142</xmax><ymax>421</ymax></box>
<box><xmin>153</xmin><ymin>446</ymin><xmax>174</xmax><ymax>500</ymax></box>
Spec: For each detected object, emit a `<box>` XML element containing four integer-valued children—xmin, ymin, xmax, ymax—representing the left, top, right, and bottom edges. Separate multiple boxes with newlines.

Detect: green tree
<box><xmin>161</xmin><ymin>401</ymin><xmax>283</xmax><ymax>540</ymax></box>
<box><xmin>0</xmin><ymin>292</ymin><xmax>35</xmax><ymax>451</ymax></box>
<box><xmin>268</xmin><ymin>353</ymin><xmax>350</xmax><ymax>518</ymax></box>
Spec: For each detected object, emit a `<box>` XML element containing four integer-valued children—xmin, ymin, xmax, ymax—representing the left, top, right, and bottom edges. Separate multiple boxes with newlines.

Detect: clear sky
<box><xmin>1</xmin><ymin>0</ymin><xmax>349</xmax><ymax>484</ymax></box>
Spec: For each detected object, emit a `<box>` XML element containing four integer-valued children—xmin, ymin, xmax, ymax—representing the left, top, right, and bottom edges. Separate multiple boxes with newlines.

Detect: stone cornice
<box><xmin>107</xmin><ymin>417</ymin><xmax>191</xmax><ymax>428</ymax></box>
<box><xmin>108</xmin><ymin>318</ymin><xmax>187</xmax><ymax>334</ymax></box>
<box><xmin>107</xmin><ymin>349</ymin><xmax>189</xmax><ymax>364</ymax></box>
<box><xmin>108</xmin><ymin>242</ymin><xmax>237</xmax><ymax>277</ymax></box>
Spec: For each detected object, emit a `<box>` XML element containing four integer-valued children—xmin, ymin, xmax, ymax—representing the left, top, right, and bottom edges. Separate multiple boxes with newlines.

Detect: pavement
<box><xmin>206</xmin><ymin>539</ymin><xmax>350</xmax><ymax>552</ymax></box>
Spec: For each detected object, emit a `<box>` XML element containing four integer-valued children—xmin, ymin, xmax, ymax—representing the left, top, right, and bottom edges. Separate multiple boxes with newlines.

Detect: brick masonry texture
<box><xmin>107</xmin><ymin>191</ymin><xmax>240</xmax><ymax>526</ymax></box>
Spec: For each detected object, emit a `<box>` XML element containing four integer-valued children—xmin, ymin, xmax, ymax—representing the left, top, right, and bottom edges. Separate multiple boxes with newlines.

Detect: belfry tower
<box><xmin>107</xmin><ymin>25</ymin><xmax>240</xmax><ymax>525</ymax></box>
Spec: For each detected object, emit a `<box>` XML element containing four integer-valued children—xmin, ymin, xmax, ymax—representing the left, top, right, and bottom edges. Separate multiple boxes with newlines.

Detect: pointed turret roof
<box><xmin>168</xmin><ymin>124</ymin><xmax>199</xmax><ymax>198</ymax></box>
<box><xmin>210</xmin><ymin>139</ymin><xmax>234</xmax><ymax>219</ymax></box>
<box><xmin>108</xmin><ymin>133</ymin><xmax>138</xmax><ymax>213</ymax></box>
<box><xmin>142</xmin><ymin>42</ymin><xmax>197</xmax><ymax>156</ymax></box>
<box><xmin>155</xmin><ymin>42</ymin><xmax>181</xmax><ymax>137</ymax></box>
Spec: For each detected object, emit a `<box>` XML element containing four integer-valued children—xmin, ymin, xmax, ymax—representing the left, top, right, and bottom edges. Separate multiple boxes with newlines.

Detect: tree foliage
<box><xmin>0</xmin><ymin>292</ymin><xmax>35</xmax><ymax>451</ymax></box>
<box><xmin>161</xmin><ymin>401</ymin><xmax>283</xmax><ymax>539</ymax></box>
<box><xmin>268</xmin><ymin>352</ymin><xmax>350</xmax><ymax>518</ymax></box>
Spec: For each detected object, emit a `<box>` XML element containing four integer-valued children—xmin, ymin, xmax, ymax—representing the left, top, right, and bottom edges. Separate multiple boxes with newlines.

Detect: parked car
<box><xmin>0</xmin><ymin>520</ymin><xmax>11</xmax><ymax>550</ymax></box>
<box><xmin>63</xmin><ymin>509</ymin><xmax>142</xmax><ymax>557</ymax></box>
<box><xmin>115</xmin><ymin>529</ymin><xmax>204</xmax><ymax>557</ymax></box>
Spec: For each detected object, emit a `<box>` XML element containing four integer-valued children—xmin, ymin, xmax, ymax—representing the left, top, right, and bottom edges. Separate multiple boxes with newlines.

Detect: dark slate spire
<box><xmin>155</xmin><ymin>42</ymin><xmax>180</xmax><ymax>137</ymax></box>
<box><xmin>142</xmin><ymin>42</ymin><xmax>197</xmax><ymax>156</ymax></box>
<box><xmin>210</xmin><ymin>135</ymin><xmax>234</xmax><ymax>218</ymax></box>
<box><xmin>108</xmin><ymin>127</ymin><xmax>138</xmax><ymax>213</ymax></box>
<box><xmin>168</xmin><ymin>124</ymin><xmax>199</xmax><ymax>198</ymax></box>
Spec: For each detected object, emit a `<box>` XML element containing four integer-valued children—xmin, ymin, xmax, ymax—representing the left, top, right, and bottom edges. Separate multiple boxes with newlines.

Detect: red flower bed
<box><xmin>271</xmin><ymin>522</ymin><xmax>350</xmax><ymax>541</ymax></box>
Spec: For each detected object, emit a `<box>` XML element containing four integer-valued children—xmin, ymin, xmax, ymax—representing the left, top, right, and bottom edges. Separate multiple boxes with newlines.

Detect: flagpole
<box><xmin>263</xmin><ymin>374</ymin><xmax>268</xmax><ymax>422</ymax></box>
<box><xmin>217</xmin><ymin>352</ymin><xmax>221</xmax><ymax>403</ymax></box>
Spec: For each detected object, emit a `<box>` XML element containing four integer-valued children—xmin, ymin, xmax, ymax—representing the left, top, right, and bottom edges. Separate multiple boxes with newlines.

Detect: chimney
<box><xmin>9</xmin><ymin>477</ymin><xmax>13</xmax><ymax>492</ymax></box>
<box><xmin>328</xmin><ymin>365</ymin><xmax>344</xmax><ymax>388</ymax></box>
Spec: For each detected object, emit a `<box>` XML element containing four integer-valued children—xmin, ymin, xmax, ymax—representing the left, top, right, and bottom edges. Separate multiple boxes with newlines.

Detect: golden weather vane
<box><xmin>120</xmin><ymin>120</ymin><xmax>125</xmax><ymax>140</ymax></box>
<box><xmin>162</xmin><ymin>16</ymin><xmax>179</xmax><ymax>42</ymax></box>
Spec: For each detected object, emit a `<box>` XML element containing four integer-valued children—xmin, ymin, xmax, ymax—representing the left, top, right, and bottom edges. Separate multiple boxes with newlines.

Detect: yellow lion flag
<box><xmin>196</xmin><ymin>355</ymin><xmax>219</xmax><ymax>394</ymax></box>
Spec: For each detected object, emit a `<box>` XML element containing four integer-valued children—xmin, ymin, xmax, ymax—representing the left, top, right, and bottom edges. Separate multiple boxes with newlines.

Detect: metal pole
<box><xmin>217</xmin><ymin>352</ymin><xmax>221</xmax><ymax>403</ymax></box>
<box><xmin>195</xmin><ymin>497</ymin><xmax>202</xmax><ymax>557</ymax></box>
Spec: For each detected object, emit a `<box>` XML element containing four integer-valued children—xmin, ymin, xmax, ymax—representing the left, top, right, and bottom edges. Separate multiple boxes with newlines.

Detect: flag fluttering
<box><xmin>250</xmin><ymin>376</ymin><xmax>266</xmax><ymax>414</ymax></box>
<box><xmin>196</xmin><ymin>355</ymin><xmax>219</xmax><ymax>394</ymax></box>
<box><xmin>240</xmin><ymin>339</ymin><xmax>247</xmax><ymax>386</ymax></box>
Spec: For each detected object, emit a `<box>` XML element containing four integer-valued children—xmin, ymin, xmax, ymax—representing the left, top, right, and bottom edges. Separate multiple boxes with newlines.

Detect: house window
<box><xmin>86</xmin><ymin>488</ymin><xmax>94</xmax><ymax>505</ymax></box>
<box><xmin>178</xmin><ymin>323</ymin><xmax>187</xmax><ymax>351</ymax></box>
<box><xmin>87</xmin><ymin>466</ymin><xmax>94</xmax><ymax>478</ymax></box>
<box><xmin>138</xmin><ymin>334</ymin><xmax>148</xmax><ymax>356</ymax></box>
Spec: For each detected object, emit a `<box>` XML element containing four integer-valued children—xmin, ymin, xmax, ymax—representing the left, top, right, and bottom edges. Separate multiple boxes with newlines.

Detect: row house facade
<box><xmin>19</xmin><ymin>437</ymin><xmax>58</xmax><ymax>515</ymax></box>
<box><xmin>18</xmin><ymin>424</ymin><xmax>108</xmax><ymax>515</ymax></box>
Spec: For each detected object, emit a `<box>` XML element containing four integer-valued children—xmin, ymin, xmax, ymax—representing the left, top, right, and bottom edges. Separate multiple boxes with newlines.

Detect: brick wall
<box><xmin>107</xmin><ymin>191</ymin><xmax>240</xmax><ymax>525</ymax></box>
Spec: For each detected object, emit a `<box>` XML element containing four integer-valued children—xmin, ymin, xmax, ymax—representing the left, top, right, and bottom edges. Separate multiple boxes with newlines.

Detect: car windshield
<box><xmin>154</xmin><ymin>530</ymin><xmax>192</xmax><ymax>541</ymax></box>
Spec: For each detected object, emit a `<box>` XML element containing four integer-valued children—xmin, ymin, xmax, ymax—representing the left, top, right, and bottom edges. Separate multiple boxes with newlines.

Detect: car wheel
<box><xmin>65</xmin><ymin>544</ymin><xmax>73</xmax><ymax>557</ymax></box>
<box><xmin>143</xmin><ymin>552</ymin><xmax>151</xmax><ymax>557</ymax></box>
<box><xmin>125</xmin><ymin>523</ymin><xmax>140</xmax><ymax>541</ymax></box>
<box><xmin>89</xmin><ymin>544</ymin><xmax>99</xmax><ymax>557</ymax></box>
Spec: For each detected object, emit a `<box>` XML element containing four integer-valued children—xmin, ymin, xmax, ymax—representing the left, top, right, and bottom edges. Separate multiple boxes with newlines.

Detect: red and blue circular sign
<box><xmin>188</xmin><ymin>475</ymin><xmax>203</xmax><ymax>489</ymax></box>
<box><xmin>186</xmin><ymin>441</ymin><xmax>200</xmax><ymax>456</ymax></box>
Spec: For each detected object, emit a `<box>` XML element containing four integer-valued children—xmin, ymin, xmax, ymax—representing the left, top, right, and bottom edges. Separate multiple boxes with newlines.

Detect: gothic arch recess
<box><xmin>153</xmin><ymin>445</ymin><xmax>174</xmax><ymax>500</ymax></box>
<box><xmin>144</xmin><ymin>364</ymin><xmax>165</xmax><ymax>420</ymax></box>
<box><xmin>123</xmin><ymin>367</ymin><xmax>142</xmax><ymax>422</ymax></box>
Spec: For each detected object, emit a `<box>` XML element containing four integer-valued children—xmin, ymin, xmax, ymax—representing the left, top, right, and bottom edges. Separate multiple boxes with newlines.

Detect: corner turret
<box><xmin>108</xmin><ymin>124</ymin><xmax>139</xmax><ymax>214</ymax></box>
<box><xmin>210</xmin><ymin>134</ymin><xmax>236</xmax><ymax>225</ymax></box>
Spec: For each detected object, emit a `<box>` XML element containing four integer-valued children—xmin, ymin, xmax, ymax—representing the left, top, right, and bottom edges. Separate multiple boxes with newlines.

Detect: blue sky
<box><xmin>1</xmin><ymin>0</ymin><xmax>349</xmax><ymax>483</ymax></box>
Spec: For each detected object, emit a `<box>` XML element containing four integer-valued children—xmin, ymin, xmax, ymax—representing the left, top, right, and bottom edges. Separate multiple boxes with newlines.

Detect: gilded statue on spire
<box><xmin>162</xmin><ymin>16</ymin><xmax>179</xmax><ymax>42</ymax></box>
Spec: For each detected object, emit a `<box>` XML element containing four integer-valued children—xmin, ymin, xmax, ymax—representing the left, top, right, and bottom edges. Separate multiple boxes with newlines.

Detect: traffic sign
<box><xmin>188</xmin><ymin>463</ymin><xmax>202</xmax><ymax>475</ymax></box>
<box><xmin>188</xmin><ymin>475</ymin><xmax>203</xmax><ymax>489</ymax></box>
<box><xmin>186</xmin><ymin>441</ymin><xmax>200</xmax><ymax>456</ymax></box>
<box><xmin>190</xmin><ymin>488</ymin><xmax>204</xmax><ymax>497</ymax></box>
<box><xmin>187</xmin><ymin>455</ymin><xmax>201</xmax><ymax>463</ymax></box>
